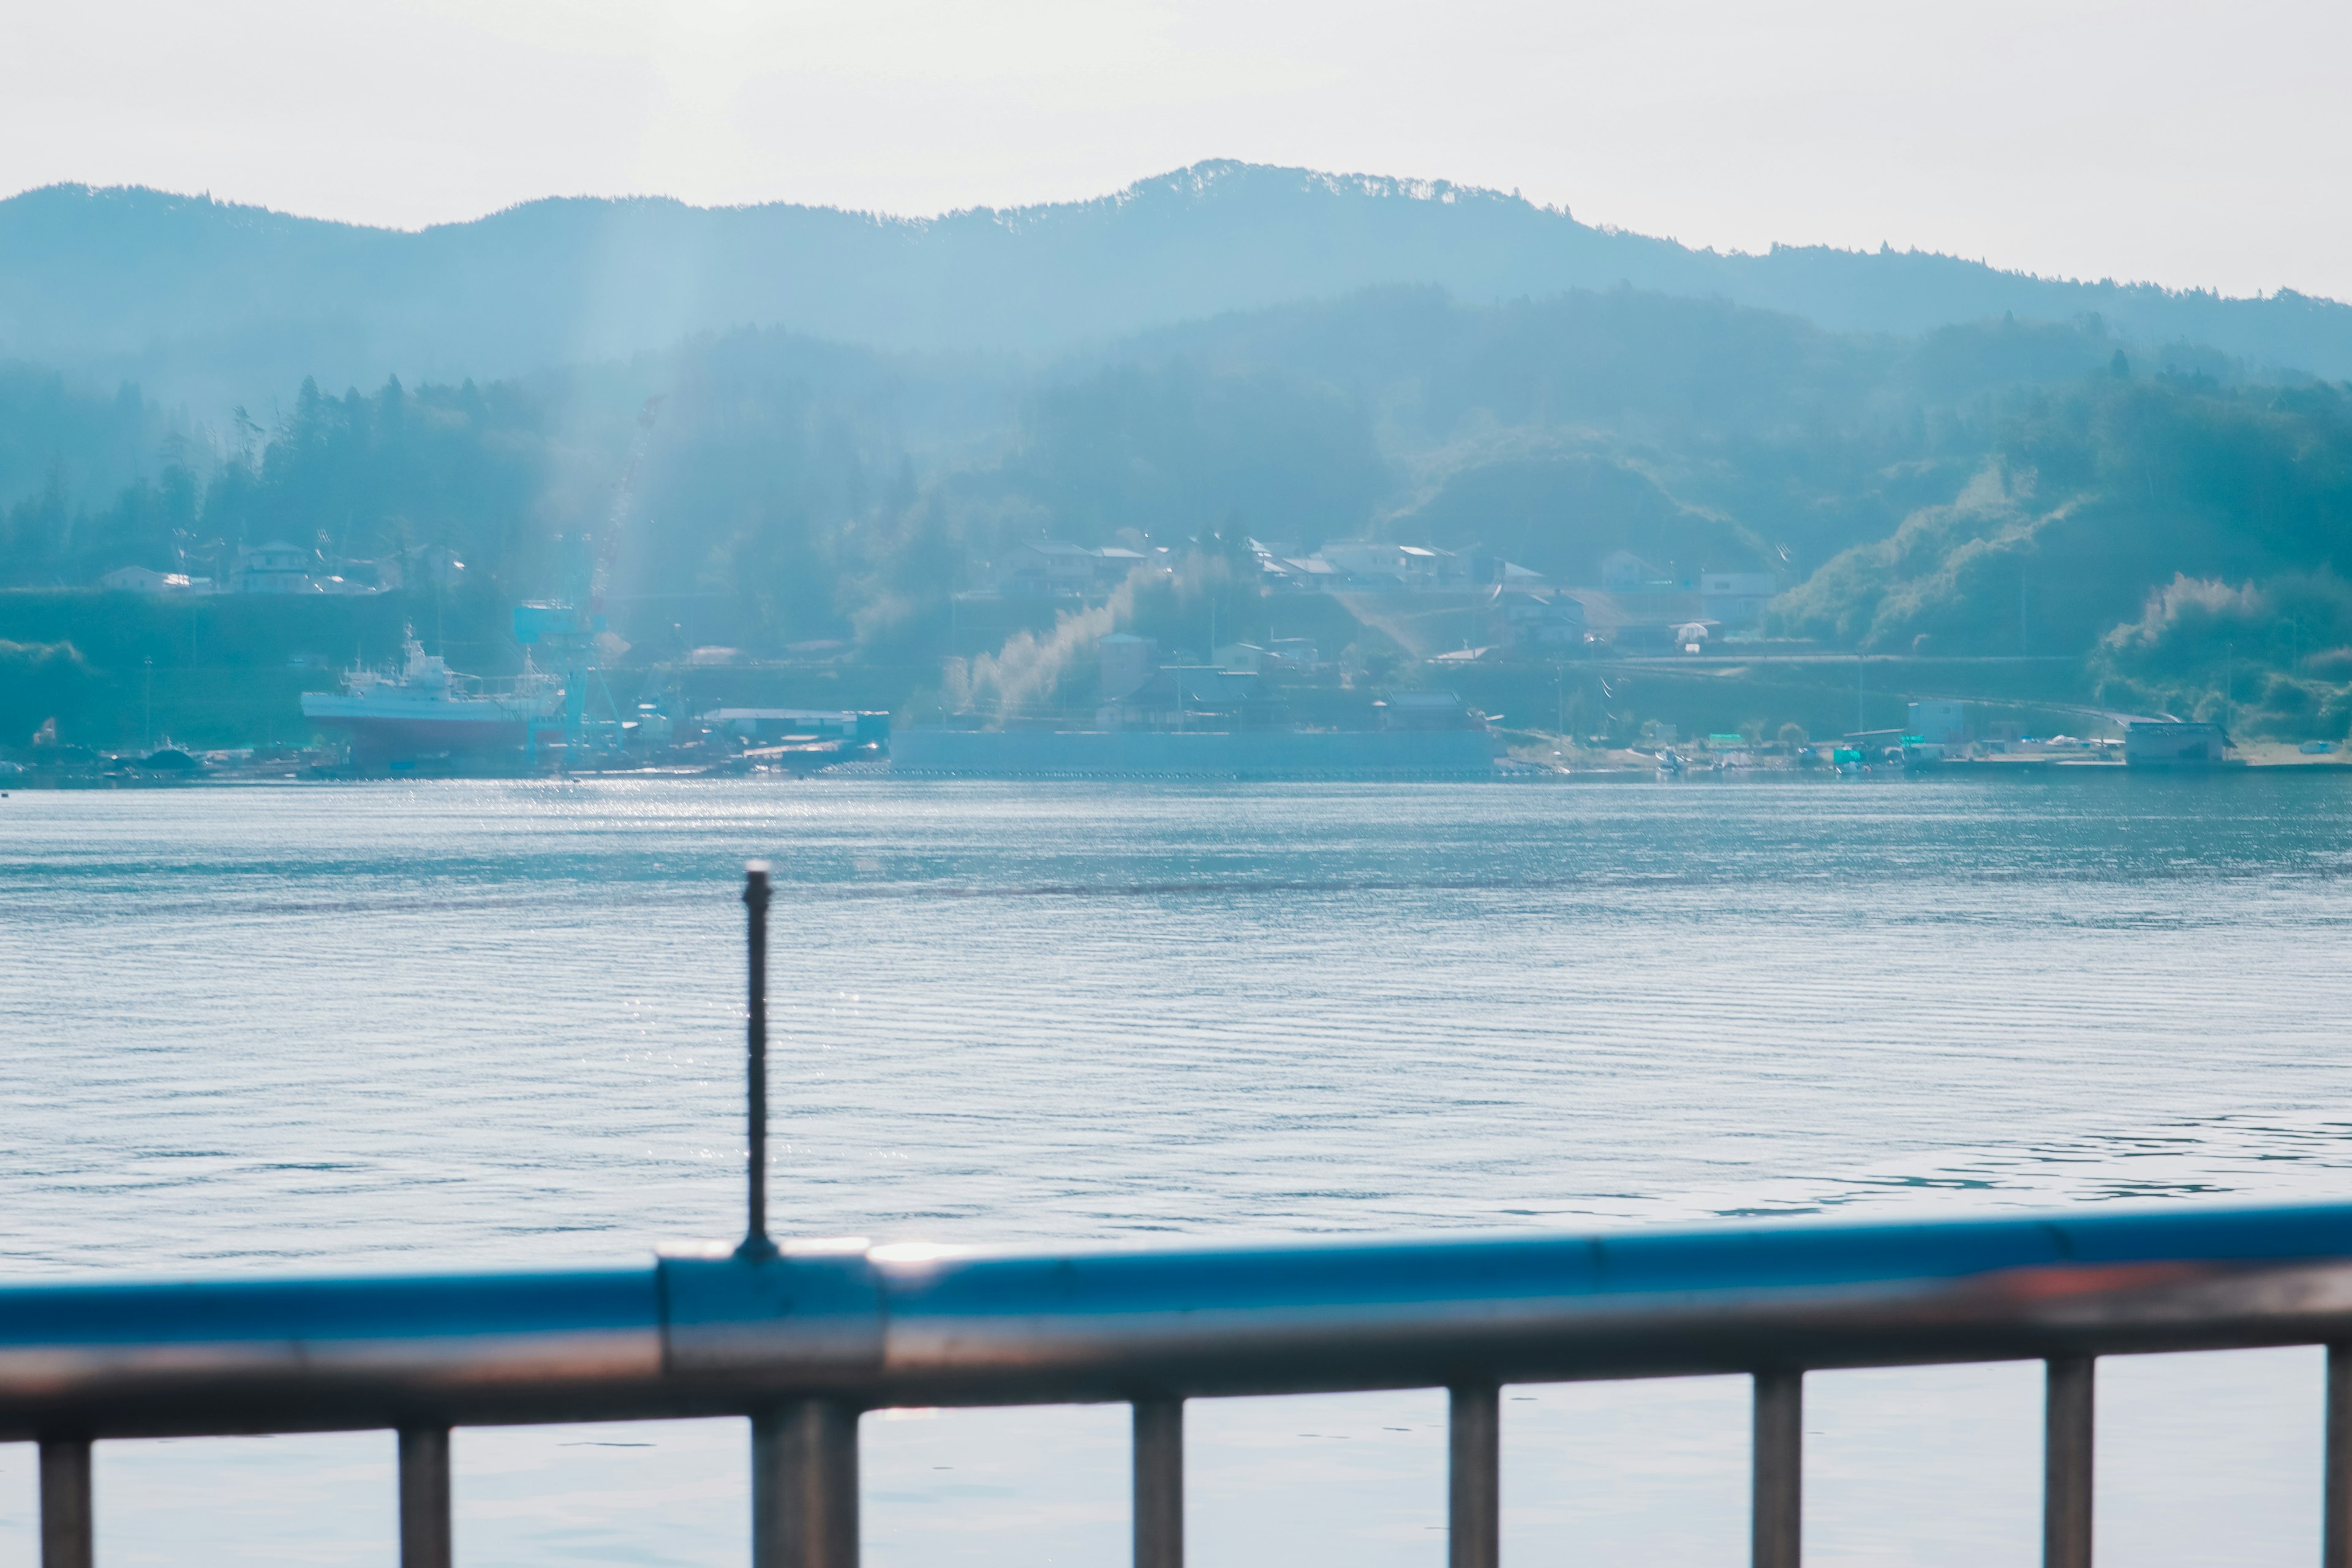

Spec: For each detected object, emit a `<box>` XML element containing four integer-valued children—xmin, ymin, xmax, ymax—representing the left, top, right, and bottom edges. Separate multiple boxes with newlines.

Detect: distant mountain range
<box><xmin>5</xmin><ymin>159</ymin><xmax>2351</xmax><ymax>414</ymax></box>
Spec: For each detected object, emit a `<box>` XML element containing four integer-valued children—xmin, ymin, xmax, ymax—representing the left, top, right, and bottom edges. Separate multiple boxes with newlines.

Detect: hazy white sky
<box><xmin>6</xmin><ymin>0</ymin><xmax>2348</xmax><ymax>300</ymax></box>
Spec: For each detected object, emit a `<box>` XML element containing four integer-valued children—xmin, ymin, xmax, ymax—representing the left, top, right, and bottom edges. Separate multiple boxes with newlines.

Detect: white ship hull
<box><xmin>301</xmin><ymin>636</ymin><xmax>561</xmax><ymax>758</ymax></box>
<box><xmin>299</xmin><ymin>695</ymin><xmax>553</xmax><ymax>755</ymax></box>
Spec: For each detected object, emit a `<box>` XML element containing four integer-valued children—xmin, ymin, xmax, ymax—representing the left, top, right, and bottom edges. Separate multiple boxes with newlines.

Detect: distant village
<box><xmin>75</xmin><ymin>531</ymin><xmax>2301</xmax><ymax>777</ymax></box>
<box><xmin>99</xmin><ymin>531</ymin><xmax>1784</xmax><ymax>654</ymax></box>
<box><xmin>979</xmin><ymin>537</ymin><xmax>1782</xmax><ymax>658</ymax></box>
<box><xmin>907</xmin><ymin>535</ymin><xmax>1781</xmax><ymax>741</ymax></box>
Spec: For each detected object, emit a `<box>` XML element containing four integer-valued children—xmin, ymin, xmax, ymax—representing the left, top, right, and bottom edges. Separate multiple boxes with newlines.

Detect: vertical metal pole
<box><xmin>739</xmin><ymin>860</ymin><xmax>777</xmax><ymax>1261</ymax></box>
<box><xmin>1752</xmin><ymin>1371</ymin><xmax>1801</xmax><ymax>1568</ymax></box>
<box><xmin>39</xmin><ymin>1438</ymin><xmax>93</xmax><ymax>1568</ymax></box>
<box><xmin>1133</xmin><ymin>1398</ymin><xmax>1183</xmax><ymax>1568</ymax></box>
<box><xmin>398</xmin><ymin>1426</ymin><xmax>453</xmax><ymax>1568</ymax></box>
<box><xmin>752</xmin><ymin>1400</ymin><xmax>859</xmax><ymax>1568</ymax></box>
<box><xmin>1450</xmin><ymin>1384</ymin><xmax>1500</xmax><ymax>1568</ymax></box>
<box><xmin>2329</xmin><ymin>1346</ymin><xmax>2352</xmax><ymax>1568</ymax></box>
<box><xmin>2044</xmin><ymin>1356</ymin><xmax>2094</xmax><ymax>1568</ymax></box>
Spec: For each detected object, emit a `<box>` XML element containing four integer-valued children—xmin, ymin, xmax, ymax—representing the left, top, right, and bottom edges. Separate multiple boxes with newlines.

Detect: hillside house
<box><xmin>1699</xmin><ymin>571</ymin><xmax>1778</xmax><ymax>630</ymax></box>
<box><xmin>998</xmin><ymin>542</ymin><xmax>1151</xmax><ymax>598</ymax></box>
<box><xmin>233</xmin><ymin>541</ymin><xmax>315</xmax><ymax>594</ymax></box>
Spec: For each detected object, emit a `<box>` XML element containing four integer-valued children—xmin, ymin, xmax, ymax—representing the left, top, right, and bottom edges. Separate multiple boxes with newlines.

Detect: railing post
<box><xmin>1751</xmin><ymin>1371</ymin><xmax>1801</xmax><ymax>1568</ymax></box>
<box><xmin>1133</xmin><ymin>1398</ymin><xmax>1183</xmax><ymax>1568</ymax></box>
<box><xmin>753</xmin><ymin>1400</ymin><xmax>859</xmax><ymax>1568</ymax></box>
<box><xmin>738</xmin><ymin>860</ymin><xmax>778</xmax><ymax>1262</ymax></box>
<box><xmin>398</xmin><ymin>1426</ymin><xmax>453</xmax><ymax>1568</ymax></box>
<box><xmin>2044</xmin><ymin>1356</ymin><xmax>2094</xmax><ymax>1568</ymax></box>
<box><xmin>2329</xmin><ymin>1346</ymin><xmax>2352</xmax><ymax>1568</ymax></box>
<box><xmin>1450</xmin><ymin>1383</ymin><xmax>1499</xmax><ymax>1568</ymax></box>
<box><xmin>39</xmin><ymin>1438</ymin><xmax>94</xmax><ymax>1568</ymax></box>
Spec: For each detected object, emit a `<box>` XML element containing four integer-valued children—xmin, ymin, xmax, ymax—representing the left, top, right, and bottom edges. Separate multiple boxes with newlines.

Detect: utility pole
<box><xmin>1856</xmin><ymin>652</ymin><xmax>1865</xmax><ymax>735</ymax></box>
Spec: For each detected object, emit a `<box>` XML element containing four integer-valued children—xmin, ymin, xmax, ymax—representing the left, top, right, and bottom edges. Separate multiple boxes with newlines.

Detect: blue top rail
<box><xmin>6</xmin><ymin>1200</ymin><xmax>2352</xmax><ymax>1440</ymax></box>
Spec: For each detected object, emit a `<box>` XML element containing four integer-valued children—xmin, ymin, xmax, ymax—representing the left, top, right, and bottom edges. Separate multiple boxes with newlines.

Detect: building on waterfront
<box><xmin>1376</xmin><ymin>690</ymin><xmax>1477</xmax><ymax>731</ymax></box>
<box><xmin>1908</xmin><ymin>701</ymin><xmax>1969</xmax><ymax>747</ymax></box>
<box><xmin>2125</xmin><ymin>722</ymin><xmax>2234</xmax><ymax>766</ymax></box>
<box><xmin>1097</xmin><ymin>633</ymin><xmax>1158</xmax><ymax>699</ymax></box>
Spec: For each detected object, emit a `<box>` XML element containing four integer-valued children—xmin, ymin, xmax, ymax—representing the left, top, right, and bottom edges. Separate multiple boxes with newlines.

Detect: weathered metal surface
<box><xmin>1449</xmin><ymin>1384</ymin><xmax>1499</xmax><ymax>1568</ymax></box>
<box><xmin>859</xmin><ymin>1204</ymin><xmax>2352</xmax><ymax>1404</ymax></box>
<box><xmin>398</xmin><ymin>1427</ymin><xmax>452</xmax><ymax>1568</ymax></box>
<box><xmin>2329</xmin><ymin>1345</ymin><xmax>2352</xmax><ymax>1568</ymax></box>
<box><xmin>662</xmin><ymin>1242</ymin><xmax>884</xmax><ymax>1385</ymax></box>
<box><xmin>2043</xmin><ymin>1357</ymin><xmax>2095</xmax><ymax>1568</ymax></box>
<box><xmin>752</xmin><ymin>1398</ymin><xmax>858</xmax><ymax>1568</ymax></box>
<box><xmin>1132</xmin><ymin>1398</ymin><xmax>1184</xmax><ymax>1568</ymax></box>
<box><xmin>1751</xmin><ymin>1372</ymin><xmax>1801</xmax><ymax>1568</ymax></box>
<box><xmin>0</xmin><ymin>1267</ymin><xmax>663</xmax><ymax>1439</ymax></box>
<box><xmin>39</xmin><ymin>1438</ymin><xmax>92</xmax><ymax>1568</ymax></box>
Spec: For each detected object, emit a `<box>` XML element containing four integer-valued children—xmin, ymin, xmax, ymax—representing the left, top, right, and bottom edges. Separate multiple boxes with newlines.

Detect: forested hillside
<box><xmin>6</xmin><ymin>276</ymin><xmax>2351</xmax><ymax>744</ymax></box>
<box><xmin>7</xmin><ymin>162</ymin><xmax>2352</xmax><ymax>417</ymax></box>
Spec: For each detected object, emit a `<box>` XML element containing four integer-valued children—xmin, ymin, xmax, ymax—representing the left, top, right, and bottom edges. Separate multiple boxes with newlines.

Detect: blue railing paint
<box><xmin>5</xmin><ymin>1199</ymin><xmax>2352</xmax><ymax>1442</ymax></box>
<box><xmin>879</xmin><ymin>1200</ymin><xmax>2352</xmax><ymax>1316</ymax></box>
<box><xmin>0</xmin><ymin>1268</ymin><xmax>658</xmax><ymax>1348</ymax></box>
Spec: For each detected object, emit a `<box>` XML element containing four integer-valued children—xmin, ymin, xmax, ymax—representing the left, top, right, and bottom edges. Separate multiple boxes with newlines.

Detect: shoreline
<box><xmin>7</xmin><ymin>758</ymin><xmax>2350</xmax><ymax>790</ymax></box>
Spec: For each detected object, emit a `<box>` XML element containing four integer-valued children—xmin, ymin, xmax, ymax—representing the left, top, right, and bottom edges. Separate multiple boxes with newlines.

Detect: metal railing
<box><xmin>14</xmin><ymin>1201</ymin><xmax>2352</xmax><ymax>1566</ymax></box>
<box><xmin>10</xmin><ymin>866</ymin><xmax>2352</xmax><ymax>1568</ymax></box>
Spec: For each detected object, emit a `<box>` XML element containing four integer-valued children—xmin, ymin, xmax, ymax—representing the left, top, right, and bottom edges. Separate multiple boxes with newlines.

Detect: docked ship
<box><xmin>301</xmin><ymin>634</ymin><xmax>563</xmax><ymax>760</ymax></box>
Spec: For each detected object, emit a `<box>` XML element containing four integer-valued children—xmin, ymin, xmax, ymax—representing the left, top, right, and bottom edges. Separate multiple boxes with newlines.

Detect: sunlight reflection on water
<box><xmin>2</xmin><ymin>773</ymin><xmax>2349</xmax><ymax>1564</ymax></box>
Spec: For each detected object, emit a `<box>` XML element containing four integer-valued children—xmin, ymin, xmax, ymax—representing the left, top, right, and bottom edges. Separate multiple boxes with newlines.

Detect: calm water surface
<box><xmin>4</xmin><ymin>774</ymin><xmax>2351</xmax><ymax>1565</ymax></box>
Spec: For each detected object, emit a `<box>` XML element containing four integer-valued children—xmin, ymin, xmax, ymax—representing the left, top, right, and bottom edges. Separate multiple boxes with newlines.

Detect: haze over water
<box><xmin>5</xmin><ymin>774</ymin><xmax>2351</xmax><ymax>1566</ymax></box>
